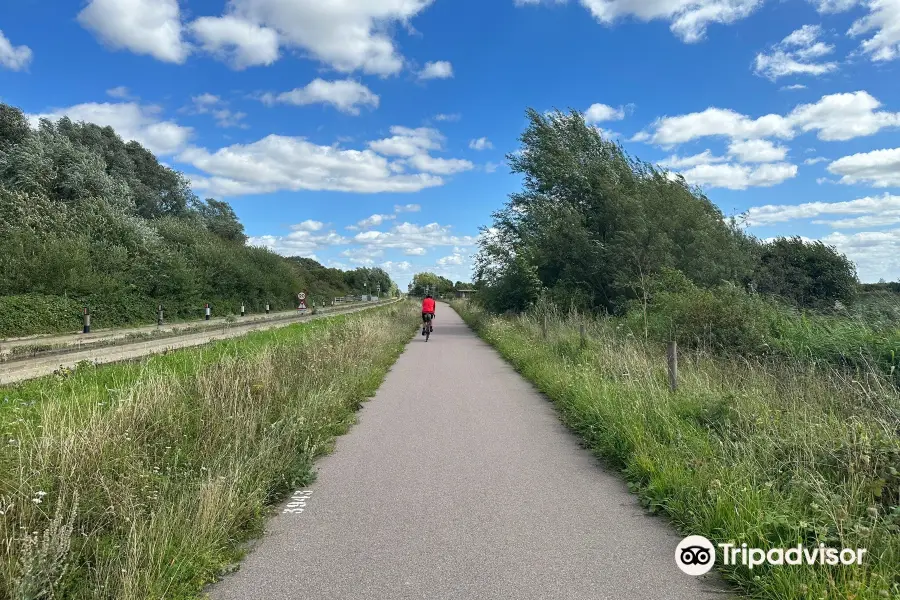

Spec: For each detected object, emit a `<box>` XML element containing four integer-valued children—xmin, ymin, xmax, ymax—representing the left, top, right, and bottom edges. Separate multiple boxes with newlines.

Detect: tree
<box><xmin>0</xmin><ymin>100</ymin><xmax>399</xmax><ymax>337</ymax></box>
<box><xmin>410</xmin><ymin>272</ymin><xmax>454</xmax><ymax>297</ymax></box>
<box><xmin>196</xmin><ymin>198</ymin><xmax>247</xmax><ymax>243</ymax></box>
<box><xmin>751</xmin><ymin>237</ymin><xmax>858</xmax><ymax>309</ymax></box>
<box><xmin>0</xmin><ymin>104</ymin><xmax>30</xmax><ymax>151</ymax></box>
<box><xmin>475</xmin><ymin>108</ymin><xmax>753</xmax><ymax>314</ymax></box>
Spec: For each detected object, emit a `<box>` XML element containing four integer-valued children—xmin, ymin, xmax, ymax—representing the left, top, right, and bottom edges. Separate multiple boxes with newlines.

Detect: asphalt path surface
<box><xmin>208</xmin><ymin>303</ymin><xmax>730</xmax><ymax>600</ymax></box>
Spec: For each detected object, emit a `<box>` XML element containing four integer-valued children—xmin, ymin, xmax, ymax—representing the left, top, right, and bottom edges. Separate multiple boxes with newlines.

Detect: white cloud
<box><xmin>78</xmin><ymin>0</ymin><xmax>189</xmax><ymax>64</ymax></box>
<box><xmin>437</xmin><ymin>253</ymin><xmax>465</xmax><ymax>266</ymax></box>
<box><xmin>657</xmin><ymin>150</ymin><xmax>727</xmax><ymax>169</ymax></box>
<box><xmin>637</xmin><ymin>91</ymin><xmax>900</xmax><ymax>145</ymax></box>
<box><xmin>434</xmin><ymin>113</ymin><xmax>461</xmax><ymax>122</ymax></box>
<box><xmin>340</xmin><ymin>247</ymin><xmax>383</xmax><ymax>266</ymax></box>
<box><xmin>727</xmin><ymin>138</ymin><xmax>789</xmax><ymax>162</ymax></box>
<box><xmin>194</xmin><ymin>93</ymin><xmax>220</xmax><ymax>106</ymax></box>
<box><xmin>469</xmin><ymin>137</ymin><xmax>493</xmax><ymax>151</ymax></box>
<box><xmin>186</xmin><ymin>94</ymin><xmax>247</xmax><ymax>128</ymax></box>
<box><xmin>382</xmin><ymin>260</ymin><xmax>413</xmax><ymax>272</ymax></box>
<box><xmin>365</xmin><ymin>127</ymin><xmax>474</xmax><ymax>175</ymax></box>
<box><xmin>29</xmin><ymin>102</ymin><xmax>192</xmax><ymax>156</ymax></box>
<box><xmin>407</xmin><ymin>154</ymin><xmax>475</xmax><ymax>175</ymax></box>
<box><xmin>405</xmin><ymin>247</ymin><xmax>427</xmax><ymax>255</ymax></box>
<box><xmin>293</xmin><ymin>220</ymin><xmax>324</xmax><ymax>232</ymax></box>
<box><xmin>485</xmin><ymin>162</ymin><xmax>501</xmax><ymax>173</ymax></box>
<box><xmin>249</xmin><ymin>228</ymin><xmax>348</xmax><ymax>256</ymax></box>
<box><xmin>678</xmin><ymin>162</ymin><xmax>798</xmax><ymax>189</ymax></box>
<box><xmin>754</xmin><ymin>50</ymin><xmax>837</xmax><ymax>80</ymax></box>
<box><xmin>0</xmin><ymin>30</ymin><xmax>33</xmax><ymax>71</ymax></box>
<box><xmin>369</xmin><ymin>126</ymin><xmax>443</xmax><ymax>157</ymax></box>
<box><xmin>848</xmin><ymin>0</ymin><xmax>900</xmax><ymax>62</ymax></box>
<box><xmin>394</xmin><ymin>203</ymin><xmax>421</xmax><ymax>213</ymax></box>
<box><xmin>182</xmin><ymin>126</ymin><xmax>470</xmax><ymax>196</ymax></box>
<box><xmin>190</xmin><ymin>16</ymin><xmax>280</xmax><ymax>69</ymax></box>
<box><xmin>106</xmin><ymin>86</ymin><xmax>133</xmax><ymax>99</ymax></box>
<box><xmin>584</xmin><ymin>103</ymin><xmax>625</xmax><ymax>123</ymax></box>
<box><xmin>790</xmin><ymin>91</ymin><xmax>900</xmax><ymax>141</ymax></box>
<box><xmin>419</xmin><ymin>60</ymin><xmax>454</xmax><ymax>80</ymax></box>
<box><xmin>641</xmin><ymin>108</ymin><xmax>793</xmax><ymax>145</ymax></box>
<box><xmin>810</xmin><ymin>0</ymin><xmax>860</xmax><ymax>13</ymax></box>
<box><xmin>262</xmin><ymin>79</ymin><xmax>379</xmax><ymax>115</ymax></box>
<box><xmin>225</xmin><ymin>0</ymin><xmax>433</xmax><ymax>75</ymax></box>
<box><xmin>521</xmin><ymin>0</ymin><xmax>765</xmax><ymax>43</ymax></box>
<box><xmin>781</xmin><ymin>84</ymin><xmax>808</xmax><ymax>90</ymax></box>
<box><xmin>817</xmin><ymin>214</ymin><xmax>900</xmax><ymax>228</ymax></box>
<box><xmin>804</xmin><ymin>156</ymin><xmax>828</xmax><ymax>164</ymax></box>
<box><xmin>350</xmin><ymin>214</ymin><xmax>396</xmax><ymax>230</ymax></box>
<box><xmin>352</xmin><ymin>222</ymin><xmax>476</xmax><ymax>251</ymax></box>
<box><xmin>821</xmin><ymin>229</ymin><xmax>900</xmax><ymax>281</ymax></box>
<box><xmin>179</xmin><ymin>135</ymin><xmax>446</xmax><ymax>196</ymax></box>
<box><xmin>744</xmin><ymin>193</ymin><xmax>900</xmax><ymax>225</ymax></box>
<box><xmin>827</xmin><ymin>147</ymin><xmax>900</xmax><ymax>187</ymax></box>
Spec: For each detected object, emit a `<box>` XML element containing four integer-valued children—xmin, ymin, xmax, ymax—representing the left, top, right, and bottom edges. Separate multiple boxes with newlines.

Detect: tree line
<box><xmin>0</xmin><ymin>103</ymin><xmax>396</xmax><ymax>337</ymax></box>
<box><xmin>408</xmin><ymin>272</ymin><xmax>474</xmax><ymax>297</ymax></box>
<box><xmin>474</xmin><ymin>108</ymin><xmax>861</xmax><ymax>316</ymax></box>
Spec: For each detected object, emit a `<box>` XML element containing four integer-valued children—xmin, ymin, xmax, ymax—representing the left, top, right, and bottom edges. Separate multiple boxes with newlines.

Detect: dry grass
<box><xmin>0</xmin><ymin>302</ymin><xmax>419</xmax><ymax>599</ymax></box>
<box><xmin>455</xmin><ymin>300</ymin><xmax>899</xmax><ymax>600</ymax></box>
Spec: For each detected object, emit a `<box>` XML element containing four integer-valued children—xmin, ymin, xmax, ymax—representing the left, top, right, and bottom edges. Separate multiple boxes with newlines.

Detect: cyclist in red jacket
<box><xmin>421</xmin><ymin>294</ymin><xmax>436</xmax><ymax>336</ymax></box>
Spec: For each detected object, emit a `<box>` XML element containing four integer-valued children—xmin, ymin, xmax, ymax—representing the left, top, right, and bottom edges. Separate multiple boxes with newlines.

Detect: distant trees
<box><xmin>474</xmin><ymin>108</ymin><xmax>858</xmax><ymax>314</ymax></box>
<box><xmin>0</xmin><ymin>101</ymin><xmax>397</xmax><ymax>336</ymax></box>
<box><xmin>751</xmin><ymin>237</ymin><xmax>858</xmax><ymax>308</ymax></box>
<box><xmin>410</xmin><ymin>273</ymin><xmax>455</xmax><ymax>297</ymax></box>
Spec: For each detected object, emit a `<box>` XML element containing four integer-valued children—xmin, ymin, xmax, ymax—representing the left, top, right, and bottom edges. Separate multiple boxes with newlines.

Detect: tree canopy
<box><xmin>474</xmin><ymin>108</ymin><xmax>858</xmax><ymax>314</ymax></box>
<box><xmin>0</xmin><ymin>101</ymin><xmax>397</xmax><ymax>336</ymax></box>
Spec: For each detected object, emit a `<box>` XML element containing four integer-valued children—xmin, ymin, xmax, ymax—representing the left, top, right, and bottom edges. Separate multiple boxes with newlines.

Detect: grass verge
<box><xmin>0</xmin><ymin>301</ymin><xmax>419</xmax><ymax>599</ymax></box>
<box><xmin>453</xmin><ymin>300</ymin><xmax>899</xmax><ymax>600</ymax></box>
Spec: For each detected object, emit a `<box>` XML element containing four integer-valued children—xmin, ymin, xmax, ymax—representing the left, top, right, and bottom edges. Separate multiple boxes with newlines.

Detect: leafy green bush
<box><xmin>0</xmin><ymin>102</ymin><xmax>398</xmax><ymax>337</ymax></box>
<box><xmin>0</xmin><ymin>294</ymin><xmax>85</xmax><ymax>337</ymax></box>
<box><xmin>625</xmin><ymin>270</ymin><xmax>781</xmax><ymax>355</ymax></box>
<box><xmin>623</xmin><ymin>270</ymin><xmax>900</xmax><ymax>382</ymax></box>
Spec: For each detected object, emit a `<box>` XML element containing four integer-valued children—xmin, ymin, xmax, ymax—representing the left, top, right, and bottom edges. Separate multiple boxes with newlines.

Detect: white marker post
<box><xmin>205</xmin><ymin>303</ymin><xmax>211</xmax><ymax>321</ymax></box>
<box><xmin>241</xmin><ymin>303</ymin><xmax>245</xmax><ymax>317</ymax></box>
<box><xmin>265</xmin><ymin>303</ymin><xmax>270</xmax><ymax>314</ymax></box>
<box><xmin>82</xmin><ymin>307</ymin><xmax>91</xmax><ymax>334</ymax></box>
<box><xmin>158</xmin><ymin>305</ymin><xmax>164</xmax><ymax>326</ymax></box>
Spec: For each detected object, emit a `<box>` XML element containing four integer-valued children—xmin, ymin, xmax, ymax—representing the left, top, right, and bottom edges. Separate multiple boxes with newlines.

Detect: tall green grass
<box><xmin>454</xmin><ymin>300</ymin><xmax>899</xmax><ymax>600</ymax></box>
<box><xmin>0</xmin><ymin>302</ymin><xmax>420</xmax><ymax>599</ymax></box>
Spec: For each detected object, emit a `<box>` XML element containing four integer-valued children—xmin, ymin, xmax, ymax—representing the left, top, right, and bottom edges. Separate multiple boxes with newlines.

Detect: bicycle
<box><xmin>422</xmin><ymin>313</ymin><xmax>434</xmax><ymax>342</ymax></box>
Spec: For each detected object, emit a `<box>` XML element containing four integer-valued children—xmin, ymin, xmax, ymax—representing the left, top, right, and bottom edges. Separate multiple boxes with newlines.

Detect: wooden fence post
<box><xmin>667</xmin><ymin>341</ymin><xmax>678</xmax><ymax>391</ymax></box>
<box><xmin>542</xmin><ymin>315</ymin><xmax>548</xmax><ymax>339</ymax></box>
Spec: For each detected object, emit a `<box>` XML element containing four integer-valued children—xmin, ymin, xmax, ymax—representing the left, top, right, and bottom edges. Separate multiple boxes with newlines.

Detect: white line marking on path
<box><xmin>282</xmin><ymin>490</ymin><xmax>312</xmax><ymax>514</ymax></box>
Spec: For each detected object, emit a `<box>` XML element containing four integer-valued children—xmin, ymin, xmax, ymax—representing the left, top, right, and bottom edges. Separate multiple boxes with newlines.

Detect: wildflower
<box><xmin>32</xmin><ymin>498</ymin><xmax>41</xmax><ymax>504</ymax></box>
<box><xmin>36</xmin><ymin>491</ymin><xmax>46</xmax><ymax>497</ymax></box>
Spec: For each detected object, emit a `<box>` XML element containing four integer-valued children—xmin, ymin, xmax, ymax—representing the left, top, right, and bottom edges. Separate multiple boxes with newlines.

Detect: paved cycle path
<box><xmin>208</xmin><ymin>304</ymin><xmax>728</xmax><ymax>600</ymax></box>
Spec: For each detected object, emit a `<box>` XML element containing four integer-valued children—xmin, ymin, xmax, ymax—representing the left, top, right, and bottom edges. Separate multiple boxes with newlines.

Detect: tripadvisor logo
<box><xmin>675</xmin><ymin>536</ymin><xmax>867</xmax><ymax>576</ymax></box>
<box><xmin>676</xmin><ymin>536</ymin><xmax>716</xmax><ymax>576</ymax></box>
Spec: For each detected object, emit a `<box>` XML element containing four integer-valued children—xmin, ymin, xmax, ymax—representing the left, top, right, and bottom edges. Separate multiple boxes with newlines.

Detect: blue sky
<box><xmin>2</xmin><ymin>0</ymin><xmax>899</xmax><ymax>287</ymax></box>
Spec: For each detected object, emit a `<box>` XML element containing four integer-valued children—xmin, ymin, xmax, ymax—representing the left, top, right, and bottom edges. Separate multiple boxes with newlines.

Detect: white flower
<box><xmin>35</xmin><ymin>491</ymin><xmax>47</xmax><ymax>497</ymax></box>
<box><xmin>32</xmin><ymin>498</ymin><xmax>41</xmax><ymax>504</ymax></box>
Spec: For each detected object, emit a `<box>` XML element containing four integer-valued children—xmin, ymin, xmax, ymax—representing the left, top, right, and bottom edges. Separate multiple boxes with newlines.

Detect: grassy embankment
<box><xmin>453</xmin><ymin>300</ymin><xmax>899</xmax><ymax>600</ymax></box>
<box><xmin>0</xmin><ymin>301</ymin><xmax>419</xmax><ymax>599</ymax></box>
